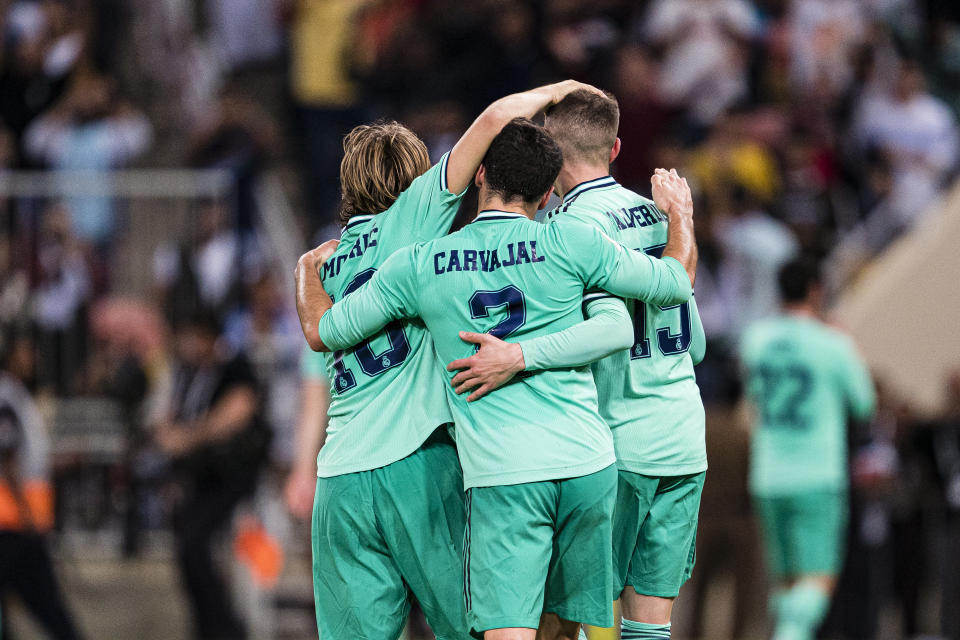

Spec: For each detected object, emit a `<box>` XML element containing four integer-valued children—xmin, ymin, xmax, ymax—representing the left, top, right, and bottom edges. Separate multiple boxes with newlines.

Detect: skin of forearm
<box><xmin>662</xmin><ymin>213</ymin><xmax>697</xmax><ymax>287</ymax></box>
<box><xmin>200</xmin><ymin>388</ymin><xmax>258</xmax><ymax>442</ymax></box>
<box><xmin>295</xmin><ymin>255</ymin><xmax>333</xmax><ymax>351</ymax></box>
<box><xmin>294</xmin><ymin>381</ymin><xmax>330</xmax><ymax>471</ymax></box>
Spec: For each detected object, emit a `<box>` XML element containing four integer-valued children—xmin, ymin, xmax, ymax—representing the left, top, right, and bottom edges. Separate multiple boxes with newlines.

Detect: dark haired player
<box><xmin>449</xmin><ymin>89</ymin><xmax>706</xmax><ymax>640</ymax></box>
<box><xmin>740</xmin><ymin>259</ymin><xmax>875</xmax><ymax>640</ymax></box>
<box><xmin>294</xmin><ymin>80</ymin><xmax>599</xmax><ymax>640</ymax></box>
<box><xmin>298</xmin><ymin>118</ymin><xmax>698</xmax><ymax>640</ymax></box>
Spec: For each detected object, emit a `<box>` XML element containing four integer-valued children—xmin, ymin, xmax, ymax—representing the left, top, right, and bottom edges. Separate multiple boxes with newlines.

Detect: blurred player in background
<box><xmin>304</xmin><ymin>119</ymin><xmax>697</xmax><ymax>640</ymax></box>
<box><xmin>295</xmin><ymin>82</ymin><xmax>600</xmax><ymax>640</ymax></box>
<box><xmin>740</xmin><ymin>259</ymin><xmax>876</xmax><ymax>640</ymax></box>
<box><xmin>283</xmin><ymin>348</ymin><xmax>329</xmax><ymax>519</ymax></box>
<box><xmin>450</xmin><ymin>90</ymin><xmax>706</xmax><ymax>640</ymax></box>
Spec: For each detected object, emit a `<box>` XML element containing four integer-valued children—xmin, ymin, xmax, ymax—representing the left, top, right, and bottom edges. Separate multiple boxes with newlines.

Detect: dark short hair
<box><xmin>544</xmin><ymin>89</ymin><xmax>619</xmax><ymax>165</ymax></box>
<box><xmin>778</xmin><ymin>258</ymin><xmax>822</xmax><ymax>303</ymax></box>
<box><xmin>482</xmin><ymin>118</ymin><xmax>563</xmax><ymax>204</ymax></box>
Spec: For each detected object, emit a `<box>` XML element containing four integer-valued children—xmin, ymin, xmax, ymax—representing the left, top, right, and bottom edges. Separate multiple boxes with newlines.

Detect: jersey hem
<box><xmin>316</xmin><ymin>420</ymin><xmax>452</xmax><ymax>478</ymax></box>
<box><xmin>463</xmin><ymin>452</ymin><xmax>616</xmax><ymax>490</ymax></box>
<box><xmin>616</xmin><ymin>458</ymin><xmax>708</xmax><ymax>476</ymax></box>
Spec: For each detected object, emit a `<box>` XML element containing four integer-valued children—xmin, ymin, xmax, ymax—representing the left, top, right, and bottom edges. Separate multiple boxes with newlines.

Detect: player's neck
<box><xmin>556</xmin><ymin>163</ymin><xmax>611</xmax><ymax>199</ymax></box>
<box><xmin>477</xmin><ymin>195</ymin><xmax>537</xmax><ymax>220</ymax></box>
<box><xmin>783</xmin><ymin>303</ymin><xmax>820</xmax><ymax>320</ymax></box>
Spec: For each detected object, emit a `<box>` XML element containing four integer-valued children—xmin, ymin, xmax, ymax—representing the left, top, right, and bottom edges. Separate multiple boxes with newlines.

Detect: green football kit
<box><xmin>310</xmin><ymin>153</ymin><xmax>471</xmax><ymax>640</ymax></box>
<box><xmin>528</xmin><ymin>176</ymin><xmax>708</xmax><ymax>598</ymax></box>
<box><xmin>317</xmin><ymin>209</ymin><xmax>692</xmax><ymax>631</ymax></box>
<box><xmin>300</xmin><ymin>346</ymin><xmax>328</xmax><ymax>382</ymax></box>
<box><xmin>740</xmin><ymin>313</ymin><xmax>876</xmax><ymax>577</ymax></box>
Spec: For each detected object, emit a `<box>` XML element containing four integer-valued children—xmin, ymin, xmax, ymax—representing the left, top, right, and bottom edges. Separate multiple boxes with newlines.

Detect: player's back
<box><xmin>740</xmin><ymin>314</ymin><xmax>875</xmax><ymax>496</ymax></box>
<box><xmin>316</xmin><ymin>156</ymin><xmax>462</xmax><ymax>476</ymax></box>
<box><xmin>545</xmin><ymin>177</ymin><xmax>706</xmax><ymax>475</ymax></box>
<box><xmin>408</xmin><ymin>210</ymin><xmax>618</xmax><ymax>489</ymax></box>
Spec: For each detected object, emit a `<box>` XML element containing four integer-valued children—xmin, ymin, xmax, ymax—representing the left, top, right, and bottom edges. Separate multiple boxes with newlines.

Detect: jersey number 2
<box><xmin>469</xmin><ymin>286</ymin><xmax>527</xmax><ymax>349</ymax></box>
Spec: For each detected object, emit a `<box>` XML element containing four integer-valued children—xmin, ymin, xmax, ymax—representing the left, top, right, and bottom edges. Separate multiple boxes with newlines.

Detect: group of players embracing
<box><xmin>295</xmin><ymin>80</ymin><xmax>706</xmax><ymax>640</ymax></box>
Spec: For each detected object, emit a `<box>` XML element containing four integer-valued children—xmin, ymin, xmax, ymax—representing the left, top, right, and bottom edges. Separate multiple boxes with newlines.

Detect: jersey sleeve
<box><xmin>559</xmin><ymin>223</ymin><xmax>692</xmax><ymax>307</ymax></box>
<box><xmin>836</xmin><ymin>337</ymin><xmax>876</xmax><ymax>422</ymax></box>
<box><xmin>688</xmin><ymin>294</ymin><xmax>707</xmax><ymax>365</ymax></box>
<box><xmin>317</xmin><ymin>247</ymin><xmax>420</xmax><ymax>351</ymax></box>
<box><xmin>300</xmin><ymin>347</ymin><xmax>329</xmax><ymax>382</ymax></box>
<box><xmin>519</xmin><ymin>296</ymin><xmax>632</xmax><ymax>370</ymax></box>
<box><xmin>384</xmin><ymin>152</ymin><xmax>467</xmax><ymax>241</ymax></box>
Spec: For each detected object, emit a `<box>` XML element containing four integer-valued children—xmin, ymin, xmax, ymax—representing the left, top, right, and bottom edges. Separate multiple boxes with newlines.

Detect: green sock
<box><xmin>620</xmin><ymin>618</ymin><xmax>671</xmax><ymax>639</ymax></box>
<box><xmin>773</xmin><ymin>583</ymin><xmax>830</xmax><ymax>640</ymax></box>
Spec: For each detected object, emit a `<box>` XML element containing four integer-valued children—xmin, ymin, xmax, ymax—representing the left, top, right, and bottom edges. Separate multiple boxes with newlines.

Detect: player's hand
<box><xmin>284</xmin><ymin>466</ymin><xmax>317</xmax><ymax>519</ymax></box>
<box><xmin>299</xmin><ymin>239</ymin><xmax>340</xmax><ymax>279</ymax></box>
<box><xmin>446</xmin><ymin>332</ymin><xmax>526</xmax><ymax>402</ymax></box>
<box><xmin>551</xmin><ymin>79</ymin><xmax>607</xmax><ymax>103</ymax></box>
<box><xmin>651</xmin><ymin>168</ymin><xmax>692</xmax><ymax>219</ymax></box>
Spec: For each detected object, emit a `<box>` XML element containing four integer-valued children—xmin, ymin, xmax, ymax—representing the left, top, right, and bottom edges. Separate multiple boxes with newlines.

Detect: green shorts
<box><xmin>311</xmin><ymin>427</ymin><xmax>471</xmax><ymax>640</ymax></box>
<box><xmin>612</xmin><ymin>470</ymin><xmax>705</xmax><ymax>599</ymax></box>
<box><xmin>754</xmin><ymin>490</ymin><xmax>848</xmax><ymax>578</ymax></box>
<box><xmin>464</xmin><ymin>464</ymin><xmax>618</xmax><ymax>634</ymax></box>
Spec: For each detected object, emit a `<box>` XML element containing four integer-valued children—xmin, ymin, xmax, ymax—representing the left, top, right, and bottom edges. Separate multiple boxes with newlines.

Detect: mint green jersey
<box><xmin>740</xmin><ymin>314</ymin><xmax>876</xmax><ymax>495</ymax></box>
<box><xmin>314</xmin><ymin>153</ymin><xmax>464</xmax><ymax>478</ymax></box>
<box><xmin>300</xmin><ymin>347</ymin><xmax>329</xmax><ymax>382</ymax></box>
<box><xmin>543</xmin><ymin>177</ymin><xmax>707</xmax><ymax>475</ymax></box>
<box><xmin>317</xmin><ymin>210</ymin><xmax>692</xmax><ymax>489</ymax></box>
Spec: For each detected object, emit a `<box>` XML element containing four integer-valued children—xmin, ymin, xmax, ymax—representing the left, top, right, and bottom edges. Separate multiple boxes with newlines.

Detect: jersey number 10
<box><xmin>330</xmin><ymin>268</ymin><xmax>411</xmax><ymax>393</ymax></box>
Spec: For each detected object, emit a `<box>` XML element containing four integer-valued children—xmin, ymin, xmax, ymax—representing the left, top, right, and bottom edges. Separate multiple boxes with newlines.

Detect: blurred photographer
<box><xmin>0</xmin><ymin>334</ymin><xmax>82</xmax><ymax>640</ymax></box>
<box><xmin>152</xmin><ymin>309</ymin><xmax>270</xmax><ymax>640</ymax></box>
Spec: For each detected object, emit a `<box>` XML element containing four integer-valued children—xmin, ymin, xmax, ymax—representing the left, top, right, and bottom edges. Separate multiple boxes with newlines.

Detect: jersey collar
<box><xmin>472</xmin><ymin>210</ymin><xmax>529</xmax><ymax>223</ymax></box>
<box><xmin>341</xmin><ymin>214</ymin><xmax>375</xmax><ymax>235</ymax></box>
<box><xmin>562</xmin><ymin>176</ymin><xmax>618</xmax><ymax>203</ymax></box>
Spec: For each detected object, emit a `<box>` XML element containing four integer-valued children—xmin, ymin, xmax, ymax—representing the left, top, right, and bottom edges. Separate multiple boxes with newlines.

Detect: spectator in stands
<box><xmin>714</xmin><ymin>185</ymin><xmax>799</xmax><ymax>341</ymax></box>
<box><xmin>31</xmin><ymin>204</ymin><xmax>90</xmax><ymax>394</ymax></box>
<box><xmin>852</xmin><ymin>58</ymin><xmax>960</xmax><ymax>235</ymax></box>
<box><xmin>187</xmin><ymin>86</ymin><xmax>278</xmax><ymax>236</ymax></box>
<box><xmin>23</xmin><ymin>72</ymin><xmax>152</xmax><ymax>249</ymax></box>
<box><xmin>0</xmin><ymin>0</ymin><xmax>82</xmax><ymax>164</ymax></box>
<box><xmin>282</xmin><ymin>0</ymin><xmax>367</xmax><ymax>236</ymax></box>
<box><xmin>642</xmin><ymin>0</ymin><xmax>758</xmax><ymax>129</ymax></box>
<box><xmin>153</xmin><ymin>199</ymin><xmax>249</xmax><ymax>328</ymax></box>
<box><xmin>151</xmin><ymin>309</ymin><xmax>270</xmax><ymax>640</ymax></box>
<box><xmin>0</xmin><ymin>332</ymin><xmax>83</xmax><ymax>640</ymax></box>
<box><xmin>223</xmin><ymin>273</ymin><xmax>303</xmax><ymax>464</ymax></box>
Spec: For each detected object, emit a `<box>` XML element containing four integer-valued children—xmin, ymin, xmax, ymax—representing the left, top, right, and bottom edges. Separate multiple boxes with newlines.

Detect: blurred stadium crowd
<box><xmin>1</xmin><ymin>0</ymin><xmax>960</xmax><ymax>639</ymax></box>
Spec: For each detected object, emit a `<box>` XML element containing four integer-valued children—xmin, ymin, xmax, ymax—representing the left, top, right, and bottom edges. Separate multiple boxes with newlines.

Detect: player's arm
<box><xmin>447</xmin><ymin>296</ymin><xmax>632</xmax><ymax>401</ymax></box>
<box><xmin>295</xmin><ymin>240</ymin><xmax>341</xmax><ymax>352</ymax></box>
<box><xmin>653</xmin><ymin>168</ymin><xmax>697</xmax><ymax>287</ymax></box>
<box><xmin>316</xmin><ymin>247</ymin><xmax>420</xmax><ymax>352</ymax></box>
<box><xmin>688</xmin><ymin>294</ymin><xmax>707</xmax><ymax>365</ymax></box>
<box><xmin>445</xmin><ymin>80</ymin><xmax>606</xmax><ymax>194</ymax></box>
<box><xmin>284</xmin><ymin>351</ymin><xmax>330</xmax><ymax>519</ymax></box>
